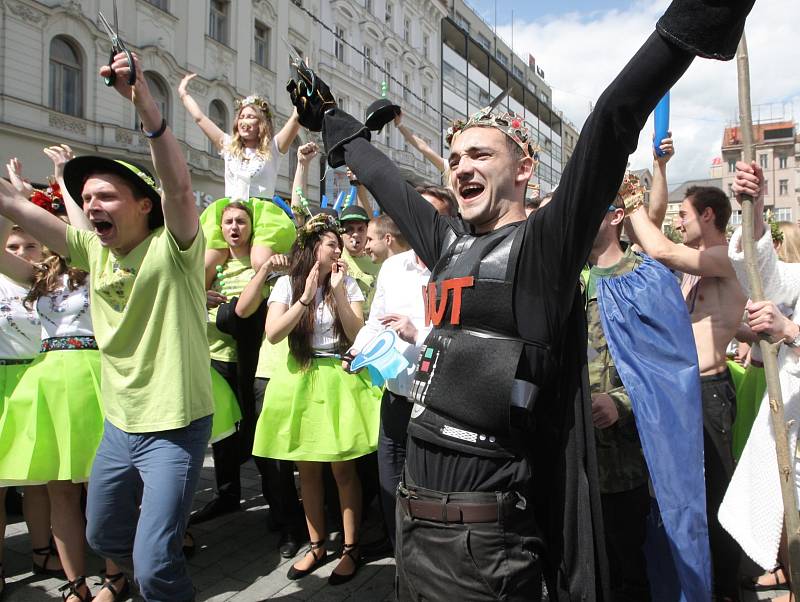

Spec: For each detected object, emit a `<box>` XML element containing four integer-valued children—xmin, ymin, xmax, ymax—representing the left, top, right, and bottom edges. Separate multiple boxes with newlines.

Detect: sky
<box><xmin>465</xmin><ymin>0</ymin><xmax>800</xmax><ymax>187</ymax></box>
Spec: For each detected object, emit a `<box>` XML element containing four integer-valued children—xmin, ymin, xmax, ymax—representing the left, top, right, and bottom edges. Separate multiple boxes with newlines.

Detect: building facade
<box><xmin>441</xmin><ymin>0</ymin><xmax>567</xmax><ymax>195</ymax></box>
<box><xmin>721</xmin><ymin>120</ymin><xmax>799</xmax><ymax>226</ymax></box>
<box><xmin>0</xmin><ymin>0</ymin><xmax>444</xmax><ymax>211</ymax></box>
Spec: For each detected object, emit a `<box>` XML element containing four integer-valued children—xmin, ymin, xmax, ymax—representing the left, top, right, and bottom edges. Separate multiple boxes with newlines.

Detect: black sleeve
<box><xmin>322</xmin><ymin>109</ymin><xmax>458</xmax><ymax>268</ymax></box>
<box><xmin>514</xmin><ymin>31</ymin><xmax>694</xmax><ymax>340</ymax></box>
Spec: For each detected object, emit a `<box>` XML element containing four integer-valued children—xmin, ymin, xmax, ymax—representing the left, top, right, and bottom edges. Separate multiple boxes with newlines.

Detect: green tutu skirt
<box><xmin>200</xmin><ymin>198</ymin><xmax>296</xmax><ymax>252</ymax></box>
<box><xmin>0</xmin><ymin>362</ymin><xmax>30</xmax><ymax>417</ymax></box>
<box><xmin>728</xmin><ymin>360</ymin><xmax>767</xmax><ymax>461</ymax></box>
<box><xmin>210</xmin><ymin>366</ymin><xmax>241</xmax><ymax>444</ymax></box>
<box><xmin>253</xmin><ymin>354</ymin><xmax>382</xmax><ymax>462</ymax></box>
<box><xmin>0</xmin><ymin>349</ymin><xmax>103</xmax><ymax>484</ymax></box>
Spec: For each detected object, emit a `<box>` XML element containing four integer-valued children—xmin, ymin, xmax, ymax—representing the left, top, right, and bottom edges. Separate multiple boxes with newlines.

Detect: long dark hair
<box><xmin>287</xmin><ymin>228</ymin><xmax>347</xmax><ymax>368</ymax></box>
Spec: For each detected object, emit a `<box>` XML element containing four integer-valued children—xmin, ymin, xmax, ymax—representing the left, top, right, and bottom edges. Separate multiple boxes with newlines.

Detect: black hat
<box><xmin>365</xmin><ymin>98</ymin><xmax>400</xmax><ymax>133</ymax></box>
<box><xmin>338</xmin><ymin>205</ymin><xmax>370</xmax><ymax>223</ymax></box>
<box><xmin>63</xmin><ymin>156</ymin><xmax>163</xmax><ymax>228</ymax></box>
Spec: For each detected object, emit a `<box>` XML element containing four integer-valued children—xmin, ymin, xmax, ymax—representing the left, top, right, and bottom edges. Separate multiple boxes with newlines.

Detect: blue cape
<box><xmin>597</xmin><ymin>255</ymin><xmax>711</xmax><ymax>601</ymax></box>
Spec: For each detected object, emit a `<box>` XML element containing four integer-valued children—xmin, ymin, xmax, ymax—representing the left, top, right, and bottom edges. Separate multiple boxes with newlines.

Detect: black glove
<box><xmin>286</xmin><ymin>62</ymin><xmax>336</xmax><ymax>132</ymax></box>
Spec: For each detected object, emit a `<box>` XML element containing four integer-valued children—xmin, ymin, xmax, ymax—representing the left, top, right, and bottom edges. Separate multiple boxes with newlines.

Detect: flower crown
<box><xmin>297</xmin><ymin>213</ymin><xmax>343</xmax><ymax>248</ymax></box>
<box><xmin>446</xmin><ymin>107</ymin><xmax>540</xmax><ymax>162</ymax></box>
<box><xmin>30</xmin><ymin>179</ymin><xmax>63</xmax><ymax>215</ymax></box>
<box><xmin>235</xmin><ymin>95</ymin><xmax>272</xmax><ymax>118</ymax></box>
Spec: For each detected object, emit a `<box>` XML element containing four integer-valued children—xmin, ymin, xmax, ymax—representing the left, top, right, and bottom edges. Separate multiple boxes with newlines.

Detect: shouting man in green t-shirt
<box><xmin>0</xmin><ymin>53</ymin><xmax>212</xmax><ymax>601</ymax></box>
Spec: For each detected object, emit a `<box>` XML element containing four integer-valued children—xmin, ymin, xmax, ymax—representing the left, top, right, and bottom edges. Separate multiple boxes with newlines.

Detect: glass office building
<box><xmin>440</xmin><ymin>17</ymin><xmax>563</xmax><ymax>195</ymax></box>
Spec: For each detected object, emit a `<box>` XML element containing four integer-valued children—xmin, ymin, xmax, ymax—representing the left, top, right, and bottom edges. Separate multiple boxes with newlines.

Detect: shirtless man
<box><xmin>627</xmin><ymin>185</ymin><xmax>745</xmax><ymax>600</ymax></box>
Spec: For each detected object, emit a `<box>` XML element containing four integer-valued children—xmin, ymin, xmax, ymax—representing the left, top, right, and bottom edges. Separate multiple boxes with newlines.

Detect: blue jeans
<box><xmin>86</xmin><ymin>416</ymin><xmax>211</xmax><ymax>602</ymax></box>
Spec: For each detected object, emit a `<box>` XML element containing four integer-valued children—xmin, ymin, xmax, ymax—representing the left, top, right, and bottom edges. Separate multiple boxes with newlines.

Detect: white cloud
<box><xmin>498</xmin><ymin>0</ymin><xmax>800</xmax><ymax>188</ymax></box>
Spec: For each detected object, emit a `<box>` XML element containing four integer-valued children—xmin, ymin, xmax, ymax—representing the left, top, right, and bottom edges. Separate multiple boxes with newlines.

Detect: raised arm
<box><xmin>0</xmin><ymin>166</ymin><xmax>68</xmax><ymax>257</ymax></box>
<box><xmin>178</xmin><ymin>73</ymin><xmax>226</xmax><ymax>151</ymax></box>
<box><xmin>291</xmin><ymin>141</ymin><xmax>317</xmax><ymax>223</ymax></box>
<box><xmin>626</xmin><ymin>203</ymin><xmax>734</xmax><ymax>277</ymax></box>
<box><xmin>394</xmin><ymin>112</ymin><xmax>447</xmax><ymax>174</ymax></box>
<box><xmin>330</xmin><ymin>264</ymin><xmax>364</xmax><ymax>344</ymax></box>
<box><xmin>105</xmin><ymin>54</ymin><xmax>198</xmax><ymax>248</ymax></box>
<box><xmin>43</xmin><ymin>144</ymin><xmax>91</xmax><ymax>230</ymax></box>
<box><xmin>648</xmin><ymin>133</ymin><xmax>674</xmax><ymax>228</ymax></box>
<box><xmin>345</xmin><ymin>168</ymin><xmax>373</xmax><ymax>214</ymax></box>
<box><xmin>273</xmin><ymin>109</ymin><xmax>301</xmax><ymax>155</ymax></box>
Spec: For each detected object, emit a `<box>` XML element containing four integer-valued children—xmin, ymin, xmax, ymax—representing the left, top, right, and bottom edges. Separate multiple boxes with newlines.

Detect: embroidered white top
<box><xmin>38</xmin><ymin>274</ymin><xmax>94</xmax><ymax>338</ymax></box>
<box><xmin>221</xmin><ymin>134</ymin><xmax>286</xmax><ymax>201</ymax></box>
<box><xmin>269</xmin><ymin>274</ymin><xmax>363</xmax><ymax>353</ymax></box>
<box><xmin>0</xmin><ymin>275</ymin><xmax>40</xmax><ymax>359</ymax></box>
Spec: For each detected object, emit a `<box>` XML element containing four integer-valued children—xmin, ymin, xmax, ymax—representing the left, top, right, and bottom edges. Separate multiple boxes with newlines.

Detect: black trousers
<box><xmin>395</xmin><ymin>480</ymin><xmax>543</xmax><ymax>602</ymax></box>
<box><xmin>210</xmin><ymin>359</ymin><xmax>245</xmax><ymax>501</ymax></box>
<box><xmin>700</xmin><ymin>371</ymin><xmax>741</xmax><ymax>601</ymax></box>
<box><xmin>253</xmin><ymin>377</ymin><xmax>304</xmax><ymax>530</ymax></box>
<box><xmin>377</xmin><ymin>390</ymin><xmax>413</xmax><ymax>548</ymax></box>
<box><xmin>601</xmin><ymin>484</ymin><xmax>652</xmax><ymax>602</ymax></box>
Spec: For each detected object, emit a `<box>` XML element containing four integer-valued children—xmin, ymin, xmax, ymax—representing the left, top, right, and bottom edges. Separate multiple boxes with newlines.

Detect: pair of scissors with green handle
<box><xmin>98</xmin><ymin>0</ymin><xmax>135</xmax><ymax>87</ymax></box>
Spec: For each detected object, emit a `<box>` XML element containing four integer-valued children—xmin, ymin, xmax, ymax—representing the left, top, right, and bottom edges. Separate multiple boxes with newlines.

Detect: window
<box><xmin>403</xmin><ymin>73</ymin><xmax>410</xmax><ymax>101</ymax></box>
<box><xmin>780</xmin><ymin>179</ymin><xmax>789</xmax><ymax>196</ymax></box>
<box><xmin>363</xmin><ymin>46</ymin><xmax>372</xmax><ymax>79</ymax></box>
<box><xmin>49</xmin><ymin>36</ymin><xmax>82</xmax><ymax>116</ymax></box>
<box><xmin>496</xmin><ymin>51</ymin><xmax>508</xmax><ymax>66</ymax></box>
<box><xmin>423</xmin><ymin>33</ymin><xmax>429</xmax><ymax>58</ymax></box>
<box><xmin>422</xmin><ymin>85</ymin><xmax>429</xmax><ymax>112</ymax></box>
<box><xmin>144</xmin><ymin>72</ymin><xmax>170</xmax><ymax>124</ymax></box>
<box><xmin>365</xmin><ymin>0</ymin><xmax>372</xmax><ymax>14</ymax></box>
<box><xmin>729</xmin><ymin>210</ymin><xmax>742</xmax><ymax>226</ymax></box>
<box><xmin>775</xmin><ymin>207</ymin><xmax>792</xmax><ymax>222</ymax></box>
<box><xmin>208</xmin><ymin>100</ymin><xmax>227</xmax><ymax>153</ymax></box>
<box><xmin>337</xmin><ymin>96</ymin><xmax>348</xmax><ymax>112</ymax></box>
<box><xmin>728</xmin><ymin>159</ymin><xmax>736</xmax><ymax>173</ymax></box>
<box><xmin>759</xmin><ymin>153</ymin><xmax>768</xmax><ymax>169</ymax></box>
<box><xmin>455</xmin><ymin>12</ymin><xmax>469</xmax><ymax>32</ymax></box>
<box><xmin>254</xmin><ymin>21</ymin><xmax>270</xmax><ymax>68</ymax></box>
<box><xmin>477</xmin><ymin>33</ymin><xmax>491</xmax><ymax>50</ymax></box>
<box><xmin>335</xmin><ymin>26</ymin><xmax>345</xmax><ymax>62</ymax></box>
<box><xmin>404</xmin><ymin>18</ymin><xmax>410</xmax><ymax>43</ymax></box>
<box><xmin>779</xmin><ymin>156</ymin><xmax>788</xmax><ymax>169</ymax></box>
<box><xmin>385</xmin><ymin>2</ymin><xmax>393</xmax><ymax>25</ymax></box>
<box><xmin>384</xmin><ymin>60</ymin><xmax>391</xmax><ymax>93</ymax></box>
<box><xmin>513</xmin><ymin>65</ymin><xmax>523</xmax><ymax>80</ymax></box>
<box><xmin>209</xmin><ymin>0</ymin><xmax>229</xmax><ymax>45</ymax></box>
<box><xmin>145</xmin><ymin>0</ymin><xmax>168</xmax><ymax>10</ymax></box>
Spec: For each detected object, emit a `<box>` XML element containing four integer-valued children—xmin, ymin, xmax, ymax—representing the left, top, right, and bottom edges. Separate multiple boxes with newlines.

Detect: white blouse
<box><xmin>268</xmin><ymin>274</ymin><xmax>363</xmax><ymax>353</ymax></box>
<box><xmin>0</xmin><ymin>275</ymin><xmax>41</xmax><ymax>359</ymax></box>
<box><xmin>37</xmin><ymin>274</ymin><xmax>94</xmax><ymax>338</ymax></box>
<box><xmin>221</xmin><ymin>134</ymin><xmax>285</xmax><ymax>201</ymax></box>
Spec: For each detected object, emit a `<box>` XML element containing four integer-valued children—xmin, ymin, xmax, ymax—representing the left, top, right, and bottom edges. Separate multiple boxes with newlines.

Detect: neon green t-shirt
<box><xmin>67</xmin><ymin>225</ymin><xmax>214</xmax><ymax>433</ymax></box>
<box><xmin>208</xmin><ymin>257</ymin><xmax>256</xmax><ymax>363</ymax></box>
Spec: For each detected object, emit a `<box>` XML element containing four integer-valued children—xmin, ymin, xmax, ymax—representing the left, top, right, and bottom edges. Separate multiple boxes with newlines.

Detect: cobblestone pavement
<box><xmin>2</xmin><ymin>450</ymin><xmax>395</xmax><ymax>601</ymax></box>
<box><xmin>0</xmin><ymin>450</ymin><xmax>778</xmax><ymax>601</ymax></box>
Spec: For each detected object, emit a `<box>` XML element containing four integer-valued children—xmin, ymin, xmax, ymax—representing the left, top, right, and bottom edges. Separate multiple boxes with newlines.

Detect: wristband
<box><xmin>140</xmin><ymin>118</ymin><xmax>168</xmax><ymax>139</ymax></box>
<box><xmin>299</xmin><ymin>298</ymin><xmax>311</xmax><ymax>307</ymax></box>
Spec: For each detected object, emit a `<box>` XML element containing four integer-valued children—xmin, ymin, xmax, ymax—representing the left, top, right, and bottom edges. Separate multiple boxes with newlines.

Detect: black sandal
<box><xmin>183</xmin><ymin>530</ymin><xmax>196</xmax><ymax>559</ymax></box>
<box><xmin>95</xmin><ymin>571</ymin><xmax>130</xmax><ymax>602</ymax></box>
<box><xmin>328</xmin><ymin>542</ymin><xmax>360</xmax><ymax>586</ymax></box>
<box><xmin>32</xmin><ymin>544</ymin><xmax>66</xmax><ymax>578</ymax></box>
<box><xmin>58</xmin><ymin>576</ymin><xmax>93</xmax><ymax>601</ymax></box>
<box><xmin>742</xmin><ymin>565</ymin><xmax>790</xmax><ymax>592</ymax></box>
<box><xmin>286</xmin><ymin>540</ymin><xmax>326</xmax><ymax>580</ymax></box>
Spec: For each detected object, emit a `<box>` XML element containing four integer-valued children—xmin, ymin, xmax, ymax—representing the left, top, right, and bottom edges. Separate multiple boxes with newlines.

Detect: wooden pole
<box><xmin>736</xmin><ymin>33</ymin><xmax>800</xmax><ymax>593</ymax></box>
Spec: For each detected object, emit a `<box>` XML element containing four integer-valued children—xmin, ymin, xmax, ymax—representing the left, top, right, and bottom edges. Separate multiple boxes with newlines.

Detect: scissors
<box><xmin>282</xmin><ymin>36</ymin><xmax>316</xmax><ymax>98</ymax></box>
<box><xmin>98</xmin><ymin>1</ymin><xmax>135</xmax><ymax>87</ymax></box>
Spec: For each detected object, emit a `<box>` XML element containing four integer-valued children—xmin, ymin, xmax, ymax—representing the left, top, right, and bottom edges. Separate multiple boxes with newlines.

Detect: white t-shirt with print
<box><xmin>0</xmin><ymin>275</ymin><xmax>41</xmax><ymax>359</ymax></box>
<box><xmin>221</xmin><ymin>134</ymin><xmax>285</xmax><ymax>201</ymax></box>
<box><xmin>268</xmin><ymin>274</ymin><xmax>363</xmax><ymax>353</ymax></box>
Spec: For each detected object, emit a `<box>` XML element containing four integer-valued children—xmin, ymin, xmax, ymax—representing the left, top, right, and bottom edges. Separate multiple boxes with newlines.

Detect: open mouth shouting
<box><xmin>89</xmin><ymin>216</ymin><xmax>115</xmax><ymax>241</ymax></box>
<box><xmin>459</xmin><ymin>182</ymin><xmax>485</xmax><ymax>202</ymax></box>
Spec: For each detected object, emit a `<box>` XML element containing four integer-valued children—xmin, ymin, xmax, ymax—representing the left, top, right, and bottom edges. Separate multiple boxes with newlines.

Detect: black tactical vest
<box><xmin>408</xmin><ymin>222</ymin><xmax>543</xmax><ymax>458</ymax></box>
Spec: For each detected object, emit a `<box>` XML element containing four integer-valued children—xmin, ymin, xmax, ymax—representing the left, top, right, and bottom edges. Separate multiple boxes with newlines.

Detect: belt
<box><xmin>398</xmin><ymin>496</ymin><xmax>501</xmax><ymax>523</ymax></box>
<box><xmin>41</xmin><ymin>336</ymin><xmax>98</xmax><ymax>353</ymax></box>
<box><xmin>0</xmin><ymin>358</ymin><xmax>34</xmax><ymax>365</ymax></box>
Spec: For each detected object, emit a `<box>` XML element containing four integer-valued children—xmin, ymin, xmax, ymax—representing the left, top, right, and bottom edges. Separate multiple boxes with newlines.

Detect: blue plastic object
<box><xmin>654</xmin><ymin>91</ymin><xmax>670</xmax><ymax>157</ymax></box>
<box><xmin>350</xmin><ymin>330</ymin><xmax>410</xmax><ymax>388</ymax></box>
